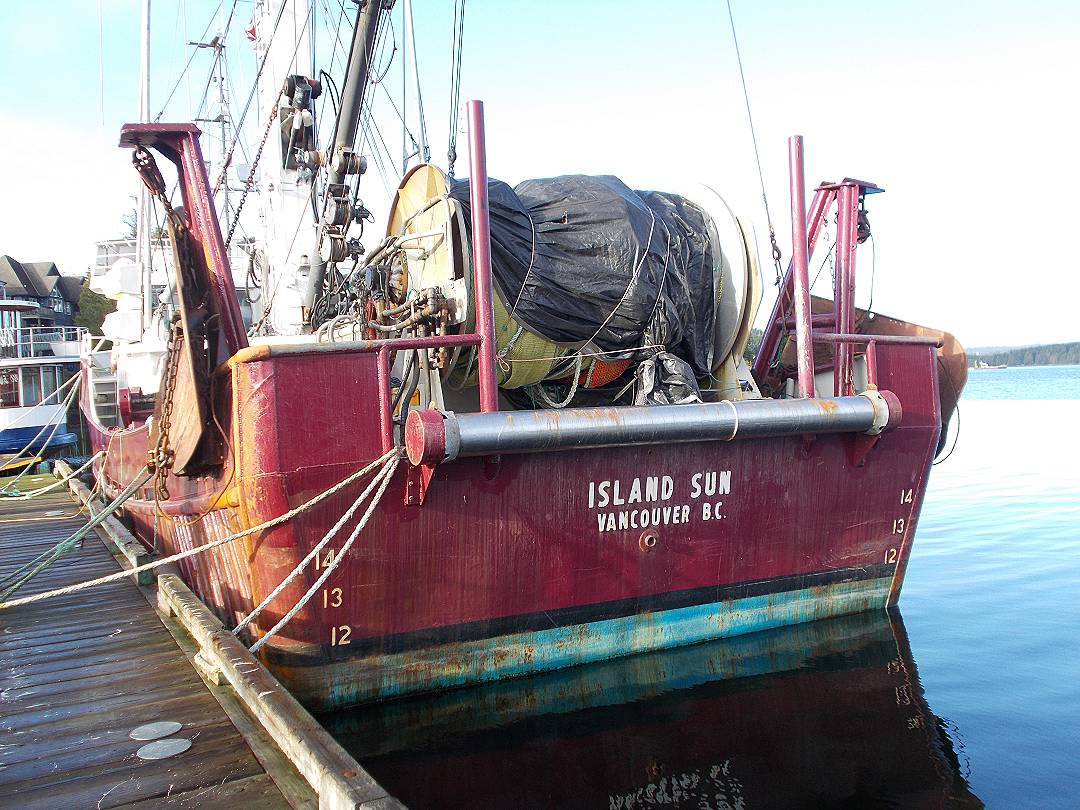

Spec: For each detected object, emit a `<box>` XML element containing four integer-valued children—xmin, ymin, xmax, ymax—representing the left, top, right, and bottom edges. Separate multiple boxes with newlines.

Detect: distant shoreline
<box><xmin>969</xmin><ymin>342</ymin><xmax>1079</xmax><ymax>368</ymax></box>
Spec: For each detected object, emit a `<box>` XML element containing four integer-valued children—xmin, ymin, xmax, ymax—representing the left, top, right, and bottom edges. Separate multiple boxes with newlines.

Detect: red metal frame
<box><xmin>753</xmin><ymin>171</ymin><xmax>886</xmax><ymax>399</ymax></box>
<box><xmin>119</xmin><ymin>123</ymin><xmax>248</xmax><ymax>361</ymax></box>
<box><xmin>350</xmin><ymin>98</ymin><xmax>501</xmax><ymax>453</ymax></box>
<box><xmin>752</xmin><ymin>185</ymin><xmax>834</xmax><ymax>387</ymax></box>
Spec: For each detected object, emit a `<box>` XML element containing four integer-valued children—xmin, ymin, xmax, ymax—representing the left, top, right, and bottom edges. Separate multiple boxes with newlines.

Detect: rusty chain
<box><xmin>131</xmin><ymin>145</ymin><xmax>192</xmax><ymax>500</ymax></box>
<box><xmin>148</xmin><ymin>317</ymin><xmax>183</xmax><ymax>500</ymax></box>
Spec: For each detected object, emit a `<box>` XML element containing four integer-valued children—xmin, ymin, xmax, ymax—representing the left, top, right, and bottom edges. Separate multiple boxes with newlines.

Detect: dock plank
<box><xmin>0</xmin><ymin>487</ymin><xmax>298</xmax><ymax>809</ymax></box>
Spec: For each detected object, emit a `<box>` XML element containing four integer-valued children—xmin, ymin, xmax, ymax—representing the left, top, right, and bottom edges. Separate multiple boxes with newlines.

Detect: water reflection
<box><xmin>325</xmin><ymin>610</ymin><xmax>982</xmax><ymax>809</ymax></box>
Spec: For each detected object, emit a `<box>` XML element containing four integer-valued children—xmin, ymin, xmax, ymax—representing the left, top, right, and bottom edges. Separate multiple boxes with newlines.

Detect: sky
<box><xmin>1</xmin><ymin>0</ymin><xmax>1077</xmax><ymax>347</ymax></box>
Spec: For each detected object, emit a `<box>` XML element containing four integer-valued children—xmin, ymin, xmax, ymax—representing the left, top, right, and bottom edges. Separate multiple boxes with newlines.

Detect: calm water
<box><xmin>326</xmin><ymin>365</ymin><xmax>1080</xmax><ymax>808</ymax></box>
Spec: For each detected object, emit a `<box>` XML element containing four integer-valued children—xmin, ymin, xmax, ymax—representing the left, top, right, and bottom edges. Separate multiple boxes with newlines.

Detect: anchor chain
<box><xmin>148</xmin><ymin>317</ymin><xmax>183</xmax><ymax>500</ymax></box>
<box><xmin>131</xmin><ymin>145</ymin><xmax>194</xmax><ymax>500</ymax></box>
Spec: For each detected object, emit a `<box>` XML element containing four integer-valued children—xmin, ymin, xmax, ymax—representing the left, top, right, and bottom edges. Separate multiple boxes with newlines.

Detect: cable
<box><xmin>933</xmin><ymin>356</ymin><xmax>962</xmax><ymax>465</ymax></box>
<box><xmin>212</xmin><ymin>0</ymin><xmax>293</xmax><ymax>192</ymax></box>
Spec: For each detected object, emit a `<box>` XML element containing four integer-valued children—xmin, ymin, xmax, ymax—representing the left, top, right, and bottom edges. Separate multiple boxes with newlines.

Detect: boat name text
<box><xmin>587</xmin><ymin>471</ymin><xmax>731</xmax><ymax>533</ymax></box>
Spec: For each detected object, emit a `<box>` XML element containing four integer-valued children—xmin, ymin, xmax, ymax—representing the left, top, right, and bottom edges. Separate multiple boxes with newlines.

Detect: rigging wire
<box><xmin>154</xmin><ymin>1</ymin><xmax>225</xmax><ymax>121</ymax></box>
<box><xmin>96</xmin><ymin>0</ymin><xmax>106</xmax><ymax>145</ymax></box>
<box><xmin>724</xmin><ymin>0</ymin><xmax>791</xmax><ymax>330</ymax></box>
<box><xmin>403</xmin><ymin>0</ymin><xmax>429</xmax><ymax>166</ymax></box>
<box><xmin>447</xmin><ymin>0</ymin><xmax>466</xmax><ymax>177</ymax></box>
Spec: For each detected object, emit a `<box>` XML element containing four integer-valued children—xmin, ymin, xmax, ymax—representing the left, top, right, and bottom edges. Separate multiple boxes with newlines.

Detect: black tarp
<box><xmin>449</xmin><ymin>175</ymin><xmax>717</xmax><ymax>377</ymax></box>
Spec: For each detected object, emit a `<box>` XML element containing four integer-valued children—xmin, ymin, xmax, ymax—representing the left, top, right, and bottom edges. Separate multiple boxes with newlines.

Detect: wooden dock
<box><xmin>0</xmin><ymin>475</ymin><xmax>398</xmax><ymax>809</ymax></box>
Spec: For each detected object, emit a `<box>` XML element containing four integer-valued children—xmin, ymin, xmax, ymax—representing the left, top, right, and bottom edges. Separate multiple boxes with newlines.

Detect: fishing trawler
<box><xmin>79</xmin><ymin>0</ymin><xmax>966</xmax><ymax>709</ymax></box>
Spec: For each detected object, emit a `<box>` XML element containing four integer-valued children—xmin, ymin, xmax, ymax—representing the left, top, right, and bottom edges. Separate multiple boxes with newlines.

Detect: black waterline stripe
<box><xmin>261</xmin><ymin>563</ymin><xmax>894</xmax><ymax>666</ymax></box>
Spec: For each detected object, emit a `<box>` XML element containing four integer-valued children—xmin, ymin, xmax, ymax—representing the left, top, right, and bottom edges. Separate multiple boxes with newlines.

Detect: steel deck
<box><xmin>0</xmin><ymin>478</ymin><xmax>311</xmax><ymax>809</ymax></box>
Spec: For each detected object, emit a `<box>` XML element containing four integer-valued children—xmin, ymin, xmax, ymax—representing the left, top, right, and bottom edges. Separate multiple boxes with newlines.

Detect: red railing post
<box><xmin>833</xmin><ymin>183</ymin><xmax>860</xmax><ymax>396</ymax></box>
<box><xmin>788</xmin><ymin>136</ymin><xmax>815</xmax><ymax>397</ymax></box>
<box><xmin>466</xmin><ymin>100</ymin><xmax>499</xmax><ymax>412</ymax></box>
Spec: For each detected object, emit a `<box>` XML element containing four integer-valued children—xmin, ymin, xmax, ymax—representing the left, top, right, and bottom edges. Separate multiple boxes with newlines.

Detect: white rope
<box><xmin>724</xmin><ymin>399</ymin><xmax>739</xmax><ymax>440</ymax></box>
<box><xmin>531</xmin><ymin>354</ymin><xmax>583</xmax><ymax>409</ymax></box>
<box><xmin>233</xmin><ymin>452</ymin><xmax>398</xmax><ymax>635</ymax></box>
<box><xmin>2</xmin><ymin>451</ymin><xmax>104</xmax><ymax>500</ymax></box>
<box><xmin>0</xmin><ymin>448</ymin><xmax>400</xmax><ymax>611</ymax></box>
<box><xmin>249</xmin><ymin>455</ymin><xmax>400</xmax><ymax>653</ymax></box>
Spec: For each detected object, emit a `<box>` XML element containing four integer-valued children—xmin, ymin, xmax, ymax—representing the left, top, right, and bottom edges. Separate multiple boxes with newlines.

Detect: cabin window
<box><xmin>21</xmin><ymin>367</ymin><xmax>42</xmax><ymax>406</ymax></box>
<box><xmin>41</xmin><ymin>366</ymin><xmax>59</xmax><ymax>401</ymax></box>
<box><xmin>0</xmin><ymin>368</ymin><xmax>17</xmax><ymax>407</ymax></box>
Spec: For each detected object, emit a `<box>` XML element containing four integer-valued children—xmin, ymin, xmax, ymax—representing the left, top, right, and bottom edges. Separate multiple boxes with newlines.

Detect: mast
<box><xmin>253</xmin><ymin>0</ymin><xmax>317</xmax><ymax>335</ymax></box>
<box><xmin>303</xmin><ymin>0</ymin><xmax>388</xmax><ymax>326</ymax></box>
<box><xmin>137</xmin><ymin>0</ymin><xmax>152</xmax><ymax>334</ymax></box>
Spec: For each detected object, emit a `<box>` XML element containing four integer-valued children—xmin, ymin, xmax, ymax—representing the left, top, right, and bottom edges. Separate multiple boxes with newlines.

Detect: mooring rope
<box><xmin>247</xmin><ymin>453</ymin><xmax>400</xmax><ymax>653</ymax></box>
<box><xmin>233</xmin><ymin>453</ymin><xmax>397</xmax><ymax>637</ymax></box>
<box><xmin>1</xmin><ymin>451</ymin><xmax>104</xmax><ymax>500</ymax></box>
<box><xmin>0</xmin><ymin>448</ymin><xmax>400</xmax><ymax>612</ymax></box>
<box><xmin>0</xmin><ymin>465</ymin><xmax>153</xmax><ymax>601</ymax></box>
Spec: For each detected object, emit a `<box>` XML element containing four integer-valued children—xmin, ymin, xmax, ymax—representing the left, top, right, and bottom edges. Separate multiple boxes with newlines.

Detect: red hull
<box><xmin>84</xmin><ymin>337</ymin><xmax>942</xmax><ymax>709</ymax></box>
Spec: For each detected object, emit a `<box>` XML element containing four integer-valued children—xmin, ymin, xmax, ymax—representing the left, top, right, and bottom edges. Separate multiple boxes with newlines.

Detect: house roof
<box><xmin>57</xmin><ymin>276</ymin><xmax>83</xmax><ymax>303</ymax></box>
<box><xmin>0</xmin><ymin>256</ymin><xmax>79</xmax><ymax>302</ymax></box>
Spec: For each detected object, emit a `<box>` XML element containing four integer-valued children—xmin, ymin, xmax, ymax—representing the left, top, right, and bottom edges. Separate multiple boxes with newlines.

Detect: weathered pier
<box><xmin>0</xmin><ymin>471</ymin><xmax>400</xmax><ymax>809</ymax></box>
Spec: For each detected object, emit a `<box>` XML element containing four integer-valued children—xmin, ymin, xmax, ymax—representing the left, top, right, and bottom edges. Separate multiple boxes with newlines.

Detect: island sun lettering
<box><xmin>587</xmin><ymin>471</ymin><xmax>731</xmax><ymax>533</ymax></box>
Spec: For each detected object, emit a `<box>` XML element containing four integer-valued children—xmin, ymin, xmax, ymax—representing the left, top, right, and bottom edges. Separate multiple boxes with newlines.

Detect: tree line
<box><xmin>972</xmin><ymin>342</ymin><xmax>1080</xmax><ymax>367</ymax></box>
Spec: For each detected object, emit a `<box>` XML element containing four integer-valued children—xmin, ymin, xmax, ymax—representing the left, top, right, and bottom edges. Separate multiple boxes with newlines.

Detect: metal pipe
<box><xmin>376</xmin><ymin>346</ymin><xmax>394</xmax><ymax>453</ymax></box>
<box><xmin>865</xmin><ymin>340</ymin><xmax>878</xmax><ymax>389</ymax></box>
<box><xmin>788</xmin><ymin>136</ymin><xmax>815</xmax><ymax>397</ymax></box>
<box><xmin>137</xmin><ymin>0</ymin><xmax>152</xmax><ymax>336</ymax></box>
<box><xmin>466</xmin><ymin>100</ymin><xmax>499</xmax><ymax>412</ymax></box>
<box><xmin>406</xmin><ymin>394</ymin><xmax>894</xmax><ymax>464</ymax></box>
<box><xmin>813</xmin><ymin>332</ymin><xmax>943</xmax><ymax>347</ymax></box>
<box><xmin>783</xmin><ymin>313</ymin><xmax>835</xmax><ymax>329</ymax></box>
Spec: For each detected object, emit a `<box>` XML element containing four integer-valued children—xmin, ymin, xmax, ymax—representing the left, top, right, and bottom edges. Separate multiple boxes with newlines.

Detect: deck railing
<box><xmin>0</xmin><ymin>326</ymin><xmax>88</xmax><ymax>360</ymax></box>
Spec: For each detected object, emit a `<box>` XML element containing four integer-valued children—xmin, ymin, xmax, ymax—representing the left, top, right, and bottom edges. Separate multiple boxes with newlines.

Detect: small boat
<box><xmin>0</xmin><ymin>264</ymin><xmax>84</xmax><ymax>461</ymax></box>
<box><xmin>972</xmin><ymin>359</ymin><xmax>1007</xmax><ymax>370</ymax></box>
<box><xmin>80</xmin><ymin>1</ymin><xmax>966</xmax><ymax>709</ymax></box>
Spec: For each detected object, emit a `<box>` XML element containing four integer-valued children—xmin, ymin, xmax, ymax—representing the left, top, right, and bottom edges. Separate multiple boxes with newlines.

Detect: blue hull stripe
<box><xmin>301</xmin><ymin>576</ymin><xmax>892</xmax><ymax>709</ymax></box>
